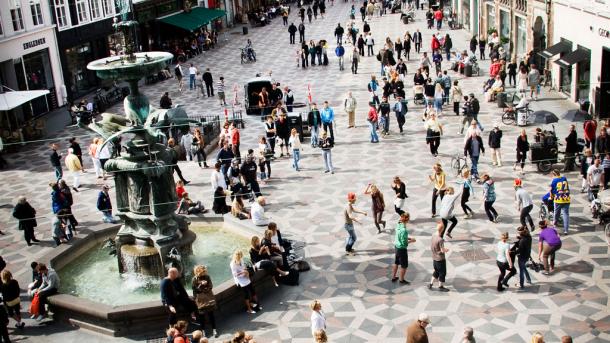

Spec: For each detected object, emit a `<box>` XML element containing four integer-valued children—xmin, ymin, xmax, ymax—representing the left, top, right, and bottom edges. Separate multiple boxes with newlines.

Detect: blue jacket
<box><xmin>51</xmin><ymin>191</ymin><xmax>66</xmax><ymax>214</ymax></box>
<box><xmin>320</xmin><ymin>107</ymin><xmax>335</xmax><ymax>123</ymax></box>
<box><xmin>97</xmin><ymin>191</ymin><xmax>112</xmax><ymax>212</ymax></box>
<box><xmin>335</xmin><ymin>46</ymin><xmax>345</xmax><ymax>57</ymax></box>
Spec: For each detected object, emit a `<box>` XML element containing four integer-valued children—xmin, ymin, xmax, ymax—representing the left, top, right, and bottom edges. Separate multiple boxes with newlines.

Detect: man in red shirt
<box><xmin>434</xmin><ymin>9</ymin><xmax>443</xmax><ymax>30</ymax></box>
<box><xmin>367</xmin><ymin>102</ymin><xmax>379</xmax><ymax>143</ymax></box>
<box><xmin>584</xmin><ymin>119</ymin><xmax>597</xmax><ymax>154</ymax></box>
<box><xmin>431</xmin><ymin>34</ymin><xmax>440</xmax><ymax>51</ymax></box>
<box><xmin>489</xmin><ymin>59</ymin><xmax>502</xmax><ymax>77</ymax></box>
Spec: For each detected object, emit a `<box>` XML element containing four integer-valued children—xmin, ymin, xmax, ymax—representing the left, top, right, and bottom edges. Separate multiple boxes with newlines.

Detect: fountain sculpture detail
<box><xmin>84</xmin><ymin>0</ymin><xmax>195</xmax><ymax>277</ymax></box>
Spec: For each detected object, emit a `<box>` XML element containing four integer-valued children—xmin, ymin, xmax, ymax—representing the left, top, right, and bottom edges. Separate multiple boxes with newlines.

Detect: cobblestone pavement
<box><xmin>0</xmin><ymin>2</ymin><xmax>609</xmax><ymax>342</ymax></box>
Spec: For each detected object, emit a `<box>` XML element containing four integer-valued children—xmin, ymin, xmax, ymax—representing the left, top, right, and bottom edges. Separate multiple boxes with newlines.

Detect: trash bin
<box><xmin>464</xmin><ymin>64</ymin><xmax>473</xmax><ymax>77</ymax></box>
<box><xmin>497</xmin><ymin>92</ymin><xmax>507</xmax><ymax>108</ymax></box>
<box><xmin>242</xmin><ymin>26</ymin><xmax>248</xmax><ymax>35</ymax></box>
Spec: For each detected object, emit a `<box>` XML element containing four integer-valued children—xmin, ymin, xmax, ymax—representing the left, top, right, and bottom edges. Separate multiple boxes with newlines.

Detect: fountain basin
<box><xmin>86</xmin><ymin>52</ymin><xmax>173</xmax><ymax>81</ymax></box>
<box><xmin>44</xmin><ymin>217</ymin><xmax>274</xmax><ymax>337</ymax></box>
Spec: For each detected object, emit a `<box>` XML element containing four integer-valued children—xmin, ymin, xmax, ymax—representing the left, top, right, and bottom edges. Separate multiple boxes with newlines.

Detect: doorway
<box><xmin>532</xmin><ymin>16</ymin><xmax>546</xmax><ymax>67</ymax></box>
<box><xmin>600</xmin><ymin>48</ymin><xmax>610</xmax><ymax>118</ymax></box>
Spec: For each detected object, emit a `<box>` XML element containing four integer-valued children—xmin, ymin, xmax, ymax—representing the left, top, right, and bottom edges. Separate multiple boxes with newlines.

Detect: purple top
<box><xmin>539</xmin><ymin>227</ymin><xmax>561</xmax><ymax>246</ymax></box>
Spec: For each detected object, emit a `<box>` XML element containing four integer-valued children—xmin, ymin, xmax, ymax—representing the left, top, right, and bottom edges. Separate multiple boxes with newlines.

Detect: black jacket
<box><xmin>516</xmin><ymin>235</ymin><xmax>532</xmax><ymax>259</ymax></box>
<box><xmin>334</xmin><ymin>26</ymin><xmax>344</xmax><ymax>36</ymax></box>
<box><xmin>470</xmin><ymin>98</ymin><xmax>480</xmax><ymax>115</ymax></box>
<box><xmin>70</xmin><ymin>142</ymin><xmax>82</xmax><ymax>156</ymax></box>
<box><xmin>298</xmin><ymin>23</ymin><xmax>305</xmax><ymax>33</ymax></box>
<box><xmin>288</xmin><ymin>24</ymin><xmax>297</xmax><ymax>34</ymax></box>
<box><xmin>464</xmin><ymin>136</ymin><xmax>485</xmax><ymax>156</ymax></box>
<box><xmin>597</xmin><ymin>135</ymin><xmax>609</xmax><ymax>154</ymax></box>
<box><xmin>308</xmin><ymin>109</ymin><xmax>321</xmax><ymax>127</ymax></box>
<box><xmin>565</xmin><ymin>131</ymin><xmax>579</xmax><ymax>153</ymax></box>
<box><xmin>202</xmin><ymin>72</ymin><xmax>213</xmax><ymax>84</ymax></box>
<box><xmin>517</xmin><ymin>136</ymin><xmax>529</xmax><ymax>153</ymax></box>
<box><xmin>12</xmin><ymin>201</ymin><xmax>37</xmax><ymax>230</ymax></box>
<box><xmin>488</xmin><ymin>129</ymin><xmax>503</xmax><ymax>148</ymax></box>
<box><xmin>50</xmin><ymin>150</ymin><xmax>61</xmax><ymax>167</ymax></box>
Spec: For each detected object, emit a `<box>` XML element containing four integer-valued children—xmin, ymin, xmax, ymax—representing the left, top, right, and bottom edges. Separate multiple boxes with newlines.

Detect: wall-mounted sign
<box><xmin>600</xmin><ymin>28</ymin><xmax>610</xmax><ymax>39</ymax></box>
<box><xmin>23</xmin><ymin>38</ymin><xmax>46</xmax><ymax>50</ymax></box>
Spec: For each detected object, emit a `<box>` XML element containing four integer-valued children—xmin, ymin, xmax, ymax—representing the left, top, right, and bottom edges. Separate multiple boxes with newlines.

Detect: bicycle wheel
<box><xmin>537</xmin><ymin>161</ymin><xmax>552</xmax><ymax>173</ymax></box>
<box><xmin>605</xmin><ymin>223</ymin><xmax>610</xmax><ymax>245</ymax></box>
<box><xmin>502</xmin><ymin>112</ymin><xmax>515</xmax><ymax>125</ymax></box>
<box><xmin>450</xmin><ymin>157</ymin><xmax>461</xmax><ymax>175</ymax></box>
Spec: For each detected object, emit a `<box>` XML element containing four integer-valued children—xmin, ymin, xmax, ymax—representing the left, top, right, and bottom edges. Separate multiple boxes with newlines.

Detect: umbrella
<box><xmin>562</xmin><ymin>109</ymin><xmax>591</xmax><ymax>122</ymax></box>
<box><xmin>531</xmin><ymin>110</ymin><xmax>559</xmax><ymax>124</ymax></box>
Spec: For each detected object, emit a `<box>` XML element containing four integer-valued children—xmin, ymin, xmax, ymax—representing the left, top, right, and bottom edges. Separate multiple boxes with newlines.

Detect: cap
<box><xmin>418</xmin><ymin>313</ymin><xmax>431</xmax><ymax>324</ymax></box>
<box><xmin>347</xmin><ymin>192</ymin><xmax>356</xmax><ymax>201</ymax></box>
<box><xmin>513</xmin><ymin>178</ymin><xmax>522</xmax><ymax>187</ymax></box>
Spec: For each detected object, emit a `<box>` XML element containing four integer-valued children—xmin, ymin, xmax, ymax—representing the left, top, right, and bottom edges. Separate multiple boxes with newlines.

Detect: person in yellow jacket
<box><xmin>64</xmin><ymin>148</ymin><xmax>82</xmax><ymax>191</ymax></box>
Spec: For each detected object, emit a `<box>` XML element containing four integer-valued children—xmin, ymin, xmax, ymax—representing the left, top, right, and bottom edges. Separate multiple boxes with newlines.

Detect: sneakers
<box><xmin>438</xmin><ymin>286</ymin><xmax>450</xmax><ymax>292</ymax></box>
<box><xmin>399</xmin><ymin>280</ymin><xmax>410</xmax><ymax>285</ymax></box>
<box><xmin>35</xmin><ymin>315</ymin><xmax>45</xmax><ymax>321</ymax></box>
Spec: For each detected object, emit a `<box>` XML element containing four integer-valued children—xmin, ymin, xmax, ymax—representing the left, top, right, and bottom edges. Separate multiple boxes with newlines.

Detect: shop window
<box><xmin>89</xmin><ymin>0</ymin><xmax>101</xmax><ymax>20</ymax></box>
<box><xmin>102</xmin><ymin>0</ymin><xmax>113</xmax><ymax>17</ymax></box>
<box><xmin>76</xmin><ymin>0</ymin><xmax>89</xmax><ymax>24</ymax></box>
<box><xmin>462</xmin><ymin>0</ymin><xmax>470</xmax><ymax>30</ymax></box>
<box><xmin>515</xmin><ymin>16</ymin><xmax>526</xmax><ymax>58</ymax></box>
<box><xmin>10</xmin><ymin>1</ymin><xmax>25</xmax><ymax>32</ymax></box>
<box><xmin>486</xmin><ymin>4</ymin><xmax>495</xmax><ymax>35</ymax></box>
<box><xmin>54</xmin><ymin>0</ymin><xmax>69</xmax><ymax>28</ymax></box>
<box><xmin>30</xmin><ymin>0</ymin><xmax>44</xmax><ymax>26</ymax></box>
<box><xmin>577</xmin><ymin>46</ymin><xmax>591</xmax><ymax>101</ymax></box>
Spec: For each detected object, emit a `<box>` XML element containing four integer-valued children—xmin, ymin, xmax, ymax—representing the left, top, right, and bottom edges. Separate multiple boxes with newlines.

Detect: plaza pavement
<box><xmin>0</xmin><ymin>2</ymin><xmax>609</xmax><ymax>342</ymax></box>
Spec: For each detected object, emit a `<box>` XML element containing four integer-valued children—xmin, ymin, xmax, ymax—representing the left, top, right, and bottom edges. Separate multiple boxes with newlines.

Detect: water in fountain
<box><xmin>120</xmin><ymin>244</ymin><xmax>164</xmax><ymax>277</ymax></box>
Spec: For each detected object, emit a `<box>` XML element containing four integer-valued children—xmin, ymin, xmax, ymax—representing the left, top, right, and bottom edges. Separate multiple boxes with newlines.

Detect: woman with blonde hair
<box><xmin>495</xmin><ymin>232</ymin><xmax>515</xmax><ymax>291</ymax></box>
<box><xmin>249</xmin><ymin>236</ymin><xmax>288</xmax><ymax>287</ymax></box>
<box><xmin>231</xmin><ymin>195</ymin><xmax>250</xmax><ymax>220</ymax></box>
<box><xmin>288</xmin><ymin>128</ymin><xmax>302</xmax><ymax>171</ymax></box>
<box><xmin>192</xmin><ymin>265</ymin><xmax>218</xmax><ymax>338</ymax></box>
<box><xmin>230</xmin><ymin>250</ymin><xmax>260</xmax><ymax>314</ymax></box>
<box><xmin>531</xmin><ymin>332</ymin><xmax>545</xmax><ymax>343</ymax></box>
<box><xmin>1</xmin><ymin>269</ymin><xmax>24</xmax><ymax>328</ymax></box>
<box><xmin>429</xmin><ymin>163</ymin><xmax>447</xmax><ymax>217</ymax></box>
<box><xmin>433</xmin><ymin>82</ymin><xmax>445</xmax><ymax>115</ymax></box>
<box><xmin>314</xmin><ymin>329</ymin><xmax>328</xmax><ymax>343</ymax></box>
<box><xmin>310</xmin><ymin>300</ymin><xmax>326</xmax><ymax>338</ymax></box>
<box><xmin>364</xmin><ymin>183</ymin><xmax>386</xmax><ymax>233</ymax></box>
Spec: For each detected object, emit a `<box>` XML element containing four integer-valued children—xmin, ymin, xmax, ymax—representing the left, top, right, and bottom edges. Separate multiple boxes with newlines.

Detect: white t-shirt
<box><xmin>251</xmin><ymin>202</ymin><xmax>270</xmax><ymax>226</ymax></box>
<box><xmin>587</xmin><ymin>164</ymin><xmax>604</xmax><ymax>187</ymax></box>
<box><xmin>230</xmin><ymin>261</ymin><xmax>251</xmax><ymax>287</ymax></box>
<box><xmin>211</xmin><ymin>170</ymin><xmax>227</xmax><ymax>191</ymax></box>
<box><xmin>189</xmin><ymin>66</ymin><xmax>197</xmax><ymax>75</ymax></box>
<box><xmin>311</xmin><ymin>310</ymin><xmax>326</xmax><ymax>335</ymax></box>
<box><xmin>496</xmin><ymin>241</ymin><xmax>510</xmax><ymax>263</ymax></box>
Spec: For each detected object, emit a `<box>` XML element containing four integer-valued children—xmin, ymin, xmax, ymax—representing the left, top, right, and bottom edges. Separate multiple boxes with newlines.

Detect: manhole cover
<box><xmin>460</xmin><ymin>248</ymin><xmax>490</xmax><ymax>262</ymax></box>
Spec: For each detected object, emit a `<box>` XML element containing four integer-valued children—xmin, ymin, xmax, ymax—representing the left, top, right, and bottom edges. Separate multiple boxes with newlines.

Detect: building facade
<box><xmin>550</xmin><ymin>0</ymin><xmax>610</xmax><ymax>117</ymax></box>
<box><xmin>0</xmin><ymin>0</ymin><xmax>65</xmax><ymax>125</ymax></box>
<box><xmin>452</xmin><ymin>0</ymin><xmax>480</xmax><ymax>38</ymax></box>
<box><xmin>50</xmin><ymin>0</ymin><xmax>119</xmax><ymax>102</ymax></box>
<box><xmin>479</xmin><ymin>0</ymin><xmax>530</xmax><ymax>61</ymax></box>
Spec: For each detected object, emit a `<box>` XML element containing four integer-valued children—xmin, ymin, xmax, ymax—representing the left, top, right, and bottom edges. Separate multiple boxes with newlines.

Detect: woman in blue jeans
<box><xmin>515</xmin><ymin>226</ymin><xmax>532</xmax><ymax>288</ymax></box>
<box><xmin>344</xmin><ymin>192</ymin><xmax>367</xmax><ymax>255</ymax></box>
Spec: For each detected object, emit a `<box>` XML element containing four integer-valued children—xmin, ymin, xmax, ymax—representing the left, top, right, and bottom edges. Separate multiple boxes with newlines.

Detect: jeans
<box><xmin>54</xmin><ymin>166</ymin><xmax>63</xmax><ymax>181</ymax></box>
<box><xmin>484</xmin><ymin>200</ymin><xmax>498</xmax><ymax>221</ymax></box>
<box><xmin>553</xmin><ymin>203</ymin><xmax>570</xmax><ymax>233</ymax></box>
<box><xmin>323</xmin><ymin>150</ymin><xmax>333</xmax><ymax>172</ymax></box>
<box><xmin>368</xmin><ymin>121</ymin><xmax>379</xmax><ymax>142</ymax></box>
<box><xmin>431</xmin><ymin>188</ymin><xmax>445</xmax><ymax>215</ymax></box>
<box><xmin>382</xmin><ymin>115</ymin><xmax>390</xmax><ymax>133</ymax></box>
<box><xmin>470</xmin><ymin>155</ymin><xmax>479</xmax><ymax>178</ymax></box>
<box><xmin>436</xmin><ymin>19</ymin><xmax>442</xmax><ymax>29</ymax></box>
<box><xmin>518</xmin><ymin>256</ymin><xmax>531</xmax><ymax>287</ymax></box>
<box><xmin>345</xmin><ymin>223</ymin><xmax>357</xmax><ymax>251</ymax></box>
<box><xmin>38</xmin><ymin>288</ymin><xmax>58</xmax><ymax>315</ymax></box>
<box><xmin>520</xmin><ymin>204</ymin><xmax>535</xmax><ymax>230</ymax></box>
<box><xmin>323</xmin><ymin>122</ymin><xmax>334</xmax><ymax>141</ymax></box>
<box><xmin>367</xmin><ymin>45</ymin><xmax>374</xmax><ymax>56</ymax></box>
<box><xmin>396</xmin><ymin>113</ymin><xmax>405</xmax><ymax>132</ymax></box>
<box><xmin>102</xmin><ymin>210</ymin><xmax>116</xmax><ymax>223</ymax></box>
<box><xmin>292</xmin><ymin>149</ymin><xmax>300</xmax><ymax>170</ymax></box>
<box><xmin>336</xmin><ymin>35</ymin><xmax>342</xmax><ymax>44</ymax></box>
<box><xmin>434</xmin><ymin>98</ymin><xmax>443</xmax><ymax>113</ymax></box>
<box><xmin>351</xmin><ymin>59</ymin><xmax>359</xmax><ymax>73</ymax></box>
<box><xmin>189</xmin><ymin>74</ymin><xmax>196</xmax><ymax>90</ymax></box>
<box><xmin>310</xmin><ymin>125</ymin><xmax>320</xmax><ymax>147</ymax></box>
<box><xmin>338</xmin><ymin>56</ymin><xmax>344</xmax><ymax>70</ymax></box>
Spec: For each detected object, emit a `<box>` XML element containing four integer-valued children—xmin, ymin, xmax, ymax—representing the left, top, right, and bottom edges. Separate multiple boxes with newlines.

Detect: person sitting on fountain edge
<box><xmin>251</xmin><ymin>196</ymin><xmax>270</xmax><ymax>226</ymax></box>
<box><xmin>160</xmin><ymin>267</ymin><xmax>196</xmax><ymax>326</ymax></box>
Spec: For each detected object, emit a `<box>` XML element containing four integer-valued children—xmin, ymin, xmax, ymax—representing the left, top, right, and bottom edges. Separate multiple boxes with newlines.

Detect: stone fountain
<box><xmin>84</xmin><ymin>1</ymin><xmax>195</xmax><ymax>278</ymax></box>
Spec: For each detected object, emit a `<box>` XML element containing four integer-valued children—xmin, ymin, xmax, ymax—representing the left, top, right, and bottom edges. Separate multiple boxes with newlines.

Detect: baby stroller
<box><xmin>413</xmin><ymin>85</ymin><xmax>425</xmax><ymax>105</ymax></box>
<box><xmin>590</xmin><ymin>189</ymin><xmax>610</xmax><ymax>245</ymax></box>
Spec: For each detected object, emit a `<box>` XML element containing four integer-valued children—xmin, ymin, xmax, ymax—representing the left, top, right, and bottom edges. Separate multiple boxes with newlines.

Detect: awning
<box><xmin>554</xmin><ymin>48</ymin><xmax>590</xmax><ymax>68</ymax></box>
<box><xmin>158</xmin><ymin>7</ymin><xmax>226</xmax><ymax>32</ymax></box>
<box><xmin>0</xmin><ymin>90</ymin><xmax>50</xmax><ymax>111</ymax></box>
<box><xmin>538</xmin><ymin>41</ymin><xmax>572</xmax><ymax>59</ymax></box>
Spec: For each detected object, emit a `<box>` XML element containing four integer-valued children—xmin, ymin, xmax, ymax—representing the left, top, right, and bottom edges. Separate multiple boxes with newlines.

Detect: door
<box><xmin>600</xmin><ymin>48</ymin><xmax>610</xmax><ymax>118</ymax></box>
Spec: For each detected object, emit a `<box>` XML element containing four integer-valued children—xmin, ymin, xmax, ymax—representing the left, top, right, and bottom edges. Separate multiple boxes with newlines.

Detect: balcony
<box><xmin>516</xmin><ymin>0</ymin><xmax>528</xmax><ymax>12</ymax></box>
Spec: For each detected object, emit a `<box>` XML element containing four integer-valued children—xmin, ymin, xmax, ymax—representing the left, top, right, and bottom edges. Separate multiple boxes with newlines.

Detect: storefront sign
<box><xmin>23</xmin><ymin>38</ymin><xmax>46</xmax><ymax>50</ymax></box>
<box><xmin>600</xmin><ymin>28</ymin><xmax>610</xmax><ymax>39</ymax></box>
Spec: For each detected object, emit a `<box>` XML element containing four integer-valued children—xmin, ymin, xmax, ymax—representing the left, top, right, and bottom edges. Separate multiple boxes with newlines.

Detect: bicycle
<box><xmin>501</xmin><ymin>104</ymin><xmax>534</xmax><ymax>126</ymax></box>
<box><xmin>451</xmin><ymin>152</ymin><xmax>468</xmax><ymax>176</ymax></box>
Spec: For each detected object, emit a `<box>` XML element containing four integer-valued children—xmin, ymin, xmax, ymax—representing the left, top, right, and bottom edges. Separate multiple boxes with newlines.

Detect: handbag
<box><xmin>195</xmin><ymin>291</ymin><xmax>217</xmax><ymax>311</ymax></box>
<box><xmin>29</xmin><ymin>293</ymin><xmax>40</xmax><ymax>316</ymax></box>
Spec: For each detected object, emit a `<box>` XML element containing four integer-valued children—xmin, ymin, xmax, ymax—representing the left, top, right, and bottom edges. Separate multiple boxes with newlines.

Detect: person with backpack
<box><xmin>367</xmin><ymin>75</ymin><xmax>380</xmax><ymax>105</ymax></box>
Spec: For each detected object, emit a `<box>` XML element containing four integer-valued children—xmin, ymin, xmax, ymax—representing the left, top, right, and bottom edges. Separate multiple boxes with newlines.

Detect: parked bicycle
<box><xmin>240</xmin><ymin>48</ymin><xmax>256</xmax><ymax>64</ymax></box>
<box><xmin>450</xmin><ymin>152</ymin><xmax>468</xmax><ymax>176</ymax></box>
<box><xmin>501</xmin><ymin>104</ymin><xmax>534</xmax><ymax>126</ymax></box>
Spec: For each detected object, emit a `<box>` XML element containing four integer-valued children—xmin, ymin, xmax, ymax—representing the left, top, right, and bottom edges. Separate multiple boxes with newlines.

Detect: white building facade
<box><xmin>550</xmin><ymin>0</ymin><xmax>610</xmax><ymax>117</ymax></box>
<box><xmin>0</xmin><ymin>0</ymin><xmax>65</xmax><ymax>120</ymax></box>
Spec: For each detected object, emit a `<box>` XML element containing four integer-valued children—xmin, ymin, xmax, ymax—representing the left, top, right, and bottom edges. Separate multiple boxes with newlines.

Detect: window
<box><xmin>76</xmin><ymin>0</ymin><xmax>89</xmax><ymax>24</ymax></box>
<box><xmin>515</xmin><ymin>16</ymin><xmax>527</xmax><ymax>59</ymax></box>
<box><xmin>30</xmin><ymin>0</ymin><xmax>44</xmax><ymax>26</ymax></box>
<box><xmin>89</xmin><ymin>0</ymin><xmax>101</xmax><ymax>19</ymax></box>
<box><xmin>102</xmin><ymin>0</ymin><xmax>113</xmax><ymax>17</ymax></box>
<box><xmin>486</xmin><ymin>4</ymin><xmax>496</xmax><ymax>35</ymax></box>
<box><xmin>54</xmin><ymin>0</ymin><xmax>69</xmax><ymax>28</ymax></box>
<box><xmin>10</xmin><ymin>1</ymin><xmax>25</xmax><ymax>32</ymax></box>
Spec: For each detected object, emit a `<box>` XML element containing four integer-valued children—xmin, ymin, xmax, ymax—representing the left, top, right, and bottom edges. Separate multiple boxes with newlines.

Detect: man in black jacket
<box><xmin>334</xmin><ymin>23</ymin><xmax>344</xmax><ymax>44</ymax></box>
<box><xmin>564</xmin><ymin>124</ymin><xmax>578</xmax><ymax>171</ymax></box>
<box><xmin>488</xmin><ymin>124</ymin><xmax>503</xmax><ymax>166</ymax></box>
<box><xmin>12</xmin><ymin>196</ymin><xmax>38</xmax><ymax>245</ymax></box>
<box><xmin>160</xmin><ymin>268</ymin><xmax>196</xmax><ymax>326</ymax></box>
<box><xmin>202</xmin><ymin>69</ymin><xmax>214</xmax><ymax>97</ymax></box>
<box><xmin>298</xmin><ymin>22</ymin><xmax>306</xmax><ymax>43</ymax></box>
<box><xmin>308</xmin><ymin>103</ymin><xmax>322</xmax><ymax>147</ymax></box>
<box><xmin>50</xmin><ymin>143</ymin><xmax>62</xmax><ymax>181</ymax></box>
<box><xmin>241</xmin><ymin>151</ymin><xmax>262</xmax><ymax>198</ymax></box>
<box><xmin>464</xmin><ymin>132</ymin><xmax>485</xmax><ymax>180</ymax></box>
<box><xmin>288</xmin><ymin>23</ymin><xmax>297</xmax><ymax>44</ymax></box>
<box><xmin>160</xmin><ymin>92</ymin><xmax>172</xmax><ymax>109</ymax></box>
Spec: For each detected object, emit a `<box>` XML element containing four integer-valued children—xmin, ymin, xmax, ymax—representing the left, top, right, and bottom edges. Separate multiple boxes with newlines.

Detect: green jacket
<box><xmin>394</xmin><ymin>222</ymin><xmax>408</xmax><ymax>249</ymax></box>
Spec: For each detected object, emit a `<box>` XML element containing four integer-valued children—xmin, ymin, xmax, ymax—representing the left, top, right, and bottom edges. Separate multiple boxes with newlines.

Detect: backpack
<box><xmin>367</xmin><ymin>83</ymin><xmax>372</xmax><ymax>92</ymax></box>
<box><xmin>471</xmin><ymin>99</ymin><xmax>480</xmax><ymax>114</ymax></box>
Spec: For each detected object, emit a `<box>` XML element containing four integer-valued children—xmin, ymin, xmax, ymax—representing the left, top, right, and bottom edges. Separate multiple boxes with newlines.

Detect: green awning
<box><xmin>158</xmin><ymin>7</ymin><xmax>226</xmax><ymax>32</ymax></box>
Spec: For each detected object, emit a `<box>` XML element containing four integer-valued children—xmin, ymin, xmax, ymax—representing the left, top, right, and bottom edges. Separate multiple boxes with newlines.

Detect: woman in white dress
<box><xmin>310</xmin><ymin>300</ymin><xmax>326</xmax><ymax>338</ymax></box>
<box><xmin>517</xmin><ymin>65</ymin><xmax>528</xmax><ymax>94</ymax></box>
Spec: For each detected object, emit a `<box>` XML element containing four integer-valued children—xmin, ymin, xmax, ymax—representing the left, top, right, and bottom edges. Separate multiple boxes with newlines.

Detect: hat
<box><xmin>347</xmin><ymin>192</ymin><xmax>356</xmax><ymax>201</ymax></box>
<box><xmin>513</xmin><ymin>178</ymin><xmax>522</xmax><ymax>187</ymax></box>
<box><xmin>493</xmin><ymin>122</ymin><xmax>499</xmax><ymax>128</ymax></box>
<box><xmin>418</xmin><ymin>313</ymin><xmax>431</xmax><ymax>324</ymax></box>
